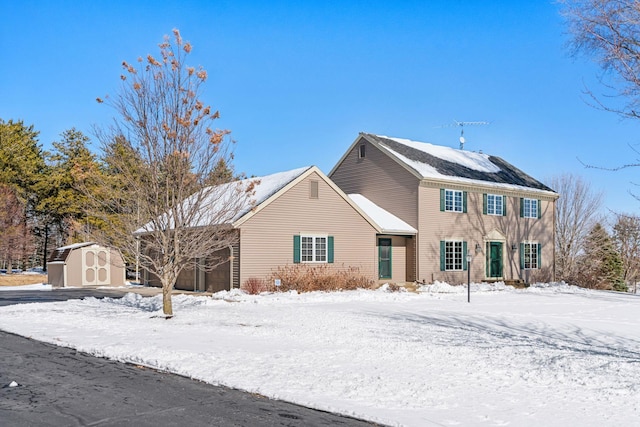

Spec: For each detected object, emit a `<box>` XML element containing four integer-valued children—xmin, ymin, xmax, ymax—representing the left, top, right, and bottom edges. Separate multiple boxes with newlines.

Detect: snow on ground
<box><xmin>0</xmin><ymin>283</ymin><xmax>639</xmax><ymax>426</ymax></box>
<box><xmin>0</xmin><ymin>283</ymin><xmax>51</xmax><ymax>291</ymax></box>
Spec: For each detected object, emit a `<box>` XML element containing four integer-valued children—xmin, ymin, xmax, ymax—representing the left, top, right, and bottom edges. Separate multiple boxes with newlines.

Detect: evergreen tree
<box><xmin>612</xmin><ymin>214</ymin><xmax>640</xmax><ymax>293</ymax></box>
<box><xmin>0</xmin><ymin>119</ymin><xmax>44</xmax><ymax>268</ymax></box>
<box><xmin>38</xmin><ymin>129</ymin><xmax>100</xmax><ymax>240</ymax></box>
<box><xmin>577</xmin><ymin>223</ymin><xmax>626</xmax><ymax>291</ymax></box>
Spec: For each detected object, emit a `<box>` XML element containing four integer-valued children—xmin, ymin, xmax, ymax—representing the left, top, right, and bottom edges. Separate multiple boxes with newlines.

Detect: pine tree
<box><xmin>613</xmin><ymin>214</ymin><xmax>640</xmax><ymax>293</ymax></box>
<box><xmin>577</xmin><ymin>223</ymin><xmax>626</xmax><ymax>291</ymax></box>
<box><xmin>37</xmin><ymin>128</ymin><xmax>101</xmax><ymax>245</ymax></box>
<box><xmin>0</xmin><ymin>119</ymin><xmax>44</xmax><ymax>269</ymax></box>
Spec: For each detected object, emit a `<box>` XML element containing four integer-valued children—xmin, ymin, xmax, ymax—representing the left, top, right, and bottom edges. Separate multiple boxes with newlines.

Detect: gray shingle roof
<box><xmin>364</xmin><ymin>133</ymin><xmax>555</xmax><ymax>193</ymax></box>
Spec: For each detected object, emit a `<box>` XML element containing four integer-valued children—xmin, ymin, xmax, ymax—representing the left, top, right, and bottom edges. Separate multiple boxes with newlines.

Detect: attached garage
<box><xmin>47</xmin><ymin>242</ymin><xmax>126</xmax><ymax>287</ymax></box>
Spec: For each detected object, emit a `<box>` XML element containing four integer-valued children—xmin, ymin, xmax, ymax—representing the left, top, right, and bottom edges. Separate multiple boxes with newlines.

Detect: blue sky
<box><xmin>2</xmin><ymin>1</ymin><xmax>639</xmax><ymax>215</ymax></box>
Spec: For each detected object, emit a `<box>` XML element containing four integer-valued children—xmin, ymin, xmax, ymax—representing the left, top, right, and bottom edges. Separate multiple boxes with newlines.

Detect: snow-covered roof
<box><xmin>137</xmin><ymin>167</ymin><xmax>312</xmax><ymax>233</ymax></box>
<box><xmin>348</xmin><ymin>194</ymin><xmax>416</xmax><ymax>235</ymax></box>
<box><xmin>56</xmin><ymin>242</ymin><xmax>97</xmax><ymax>251</ymax></box>
<box><xmin>229</xmin><ymin>166</ymin><xmax>312</xmax><ymax>223</ymax></box>
<box><xmin>362</xmin><ymin>134</ymin><xmax>557</xmax><ymax>196</ymax></box>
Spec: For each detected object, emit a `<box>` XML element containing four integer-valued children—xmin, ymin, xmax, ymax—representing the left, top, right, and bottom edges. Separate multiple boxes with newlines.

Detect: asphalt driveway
<box><xmin>0</xmin><ymin>289</ymin><xmax>381</xmax><ymax>426</ymax></box>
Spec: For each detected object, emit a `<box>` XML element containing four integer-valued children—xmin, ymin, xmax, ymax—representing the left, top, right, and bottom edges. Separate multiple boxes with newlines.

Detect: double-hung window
<box><xmin>294</xmin><ymin>235</ymin><xmax>334</xmax><ymax>264</ymax></box>
<box><xmin>521</xmin><ymin>198</ymin><xmax>539</xmax><ymax>219</ymax></box>
<box><xmin>485</xmin><ymin>194</ymin><xmax>505</xmax><ymax>216</ymax></box>
<box><xmin>521</xmin><ymin>242</ymin><xmax>540</xmax><ymax>269</ymax></box>
<box><xmin>443</xmin><ymin>189</ymin><xmax>465</xmax><ymax>212</ymax></box>
<box><xmin>440</xmin><ymin>240</ymin><xmax>467</xmax><ymax>271</ymax></box>
<box><xmin>301</xmin><ymin>235</ymin><xmax>327</xmax><ymax>262</ymax></box>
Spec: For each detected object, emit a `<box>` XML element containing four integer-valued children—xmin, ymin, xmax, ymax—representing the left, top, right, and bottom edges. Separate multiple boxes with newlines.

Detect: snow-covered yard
<box><xmin>0</xmin><ymin>283</ymin><xmax>638</xmax><ymax>426</ymax></box>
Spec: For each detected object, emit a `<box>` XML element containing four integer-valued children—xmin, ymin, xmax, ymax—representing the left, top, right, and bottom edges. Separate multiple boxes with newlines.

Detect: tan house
<box><xmin>330</xmin><ymin>133</ymin><xmax>559</xmax><ymax>285</ymax></box>
<box><xmin>146</xmin><ymin>166</ymin><xmax>416</xmax><ymax>292</ymax></box>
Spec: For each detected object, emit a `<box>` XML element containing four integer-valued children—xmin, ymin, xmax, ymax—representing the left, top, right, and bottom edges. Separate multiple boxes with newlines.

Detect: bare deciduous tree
<box><xmin>550</xmin><ymin>174</ymin><xmax>603</xmax><ymax>283</ymax></box>
<box><xmin>93</xmin><ymin>29</ymin><xmax>249</xmax><ymax>317</ymax></box>
<box><xmin>562</xmin><ymin>0</ymin><xmax>640</xmax><ymax>119</ymax></box>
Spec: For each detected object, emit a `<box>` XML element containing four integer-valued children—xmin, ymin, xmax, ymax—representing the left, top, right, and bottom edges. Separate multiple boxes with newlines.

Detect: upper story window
<box><xmin>521</xmin><ymin>198</ymin><xmax>539</xmax><ymax>219</ymax></box>
<box><xmin>485</xmin><ymin>194</ymin><xmax>505</xmax><ymax>216</ymax></box>
<box><xmin>443</xmin><ymin>189</ymin><xmax>465</xmax><ymax>213</ymax></box>
<box><xmin>358</xmin><ymin>144</ymin><xmax>366</xmax><ymax>159</ymax></box>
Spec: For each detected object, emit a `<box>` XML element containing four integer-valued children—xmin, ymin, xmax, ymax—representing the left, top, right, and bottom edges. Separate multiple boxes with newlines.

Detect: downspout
<box><xmin>228</xmin><ymin>245</ymin><xmax>234</xmax><ymax>291</ymax></box>
<box><xmin>552</xmin><ymin>198</ymin><xmax>557</xmax><ymax>282</ymax></box>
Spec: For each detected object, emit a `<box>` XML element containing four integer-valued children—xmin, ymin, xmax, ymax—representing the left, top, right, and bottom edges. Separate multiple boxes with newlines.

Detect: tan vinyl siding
<box><xmin>418</xmin><ymin>184</ymin><xmax>555</xmax><ymax>284</ymax></box>
<box><xmin>66</xmin><ymin>249</ymin><xmax>83</xmax><ymax>286</ymax></box>
<box><xmin>406</xmin><ymin>236</ymin><xmax>416</xmax><ymax>282</ymax></box>
<box><xmin>47</xmin><ymin>264</ymin><xmax>64</xmax><ymax>287</ymax></box>
<box><xmin>330</xmin><ymin>138</ymin><xmax>420</xmax><ymax>228</ymax></box>
<box><xmin>109</xmin><ymin>251</ymin><xmax>126</xmax><ymax>286</ymax></box>
<box><xmin>239</xmin><ymin>171</ymin><xmax>377</xmax><ymax>285</ymax></box>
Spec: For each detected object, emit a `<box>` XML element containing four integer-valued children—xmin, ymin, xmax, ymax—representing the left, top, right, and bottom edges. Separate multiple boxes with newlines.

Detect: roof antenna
<box><xmin>452</xmin><ymin>120</ymin><xmax>490</xmax><ymax>150</ymax></box>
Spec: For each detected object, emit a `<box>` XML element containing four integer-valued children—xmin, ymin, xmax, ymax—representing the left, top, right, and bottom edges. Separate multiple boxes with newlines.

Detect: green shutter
<box><xmin>537</xmin><ymin>243</ymin><xmax>541</xmax><ymax>269</ymax></box>
<box><xmin>520</xmin><ymin>198</ymin><xmax>524</xmax><ymax>218</ymax></box>
<box><xmin>440</xmin><ymin>241</ymin><xmax>445</xmax><ymax>271</ymax></box>
<box><xmin>293</xmin><ymin>235</ymin><xmax>300</xmax><ymax>263</ymax></box>
<box><xmin>463</xmin><ymin>241</ymin><xmax>468</xmax><ymax>271</ymax></box>
<box><xmin>502</xmin><ymin>195</ymin><xmax>507</xmax><ymax>216</ymax></box>
<box><xmin>537</xmin><ymin>200</ymin><xmax>542</xmax><ymax>219</ymax></box>
<box><xmin>482</xmin><ymin>194</ymin><xmax>487</xmax><ymax>215</ymax></box>
<box><xmin>463</xmin><ymin>191</ymin><xmax>468</xmax><ymax>213</ymax></box>
<box><xmin>440</xmin><ymin>189</ymin><xmax>445</xmax><ymax>211</ymax></box>
<box><xmin>327</xmin><ymin>236</ymin><xmax>334</xmax><ymax>263</ymax></box>
<box><xmin>520</xmin><ymin>243</ymin><xmax>525</xmax><ymax>269</ymax></box>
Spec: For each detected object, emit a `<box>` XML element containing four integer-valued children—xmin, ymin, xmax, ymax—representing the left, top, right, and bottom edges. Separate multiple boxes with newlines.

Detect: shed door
<box><xmin>82</xmin><ymin>248</ymin><xmax>110</xmax><ymax>286</ymax></box>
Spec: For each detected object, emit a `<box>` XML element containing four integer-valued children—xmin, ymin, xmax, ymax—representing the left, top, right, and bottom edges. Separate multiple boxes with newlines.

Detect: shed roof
<box><xmin>47</xmin><ymin>242</ymin><xmax>98</xmax><ymax>263</ymax></box>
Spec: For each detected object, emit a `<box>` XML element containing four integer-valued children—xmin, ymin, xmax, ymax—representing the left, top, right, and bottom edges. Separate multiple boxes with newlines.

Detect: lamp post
<box><xmin>466</xmin><ymin>250</ymin><xmax>472</xmax><ymax>303</ymax></box>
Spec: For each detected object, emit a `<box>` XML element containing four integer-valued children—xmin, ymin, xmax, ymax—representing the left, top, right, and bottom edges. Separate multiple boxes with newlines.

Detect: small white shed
<box><xmin>47</xmin><ymin>242</ymin><xmax>126</xmax><ymax>287</ymax></box>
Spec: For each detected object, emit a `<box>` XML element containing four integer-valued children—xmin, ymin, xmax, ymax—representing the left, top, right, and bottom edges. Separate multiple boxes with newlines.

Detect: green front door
<box><xmin>378</xmin><ymin>238</ymin><xmax>392</xmax><ymax>279</ymax></box>
<box><xmin>487</xmin><ymin>242</ymin><xmax>503</xmax><ymax>278</ymax></box>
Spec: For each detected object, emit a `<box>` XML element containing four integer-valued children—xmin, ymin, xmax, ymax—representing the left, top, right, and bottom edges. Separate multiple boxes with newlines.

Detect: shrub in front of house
<box><xmin>242</xmin><ymin>277</ymin><xmax>270</xmax><ymax>295</ymax></box>
<box><xmin>270</xmin><ymin>264</ymin><xmax>374</xmax><ymax>292</ymax></box>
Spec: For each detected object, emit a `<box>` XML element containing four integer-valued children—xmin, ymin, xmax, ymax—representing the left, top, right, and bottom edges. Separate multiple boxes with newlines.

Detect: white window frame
<box><xmin>445</xmin><ymin>189</ymin><xmax>463</xmax><ymax>213</ymax></box>
<box><xmin>522</xmin><ymin>198</ymin><xmax>538</xmax><ymax>218</ymax></box>
<box><xmin>523</xmin><ymin>242</ymin><xmax>539</xmax><ymax>269</ymax></box>
<box><xmin>301</xmin><ymin>235</ymin><xmax>328</xmax><ymax>263</ymax></box>
<box><xmin>445</xmin><ymin>240</ymin><xmax>464</xmax><ymax>271</ymax></box>
<box><xmin>487</xmin><ymin>194</ymin><xmax>503</xmax><ymax>216</ymax></box>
